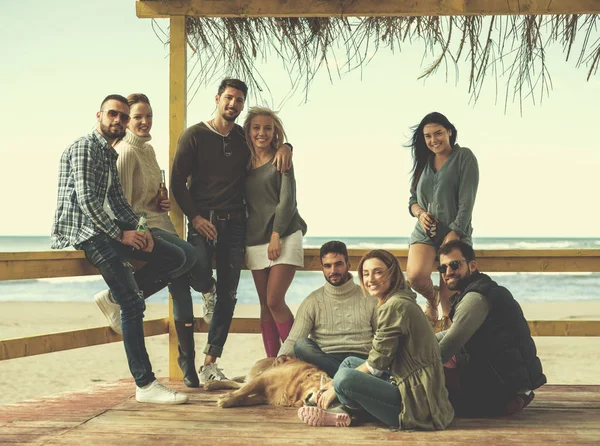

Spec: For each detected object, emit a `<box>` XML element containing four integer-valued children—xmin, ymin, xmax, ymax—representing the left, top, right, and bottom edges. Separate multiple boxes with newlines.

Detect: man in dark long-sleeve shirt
<box><xmin>436</xmin><ymin>240</ymin><xmax>546</xmax><ymax>417</ymax></box>
<box><xmin>51</xmin><ymin>94</ymin><xmax>188</xmax><ymax>405</ymax></box>
<box><xmin>171</xmin><ymin>79</ymin><xmax>292</xmax><ymax>383</ymax></box>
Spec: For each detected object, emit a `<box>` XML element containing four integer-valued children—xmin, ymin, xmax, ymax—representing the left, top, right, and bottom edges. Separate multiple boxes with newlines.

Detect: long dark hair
<box><xmin>407</xmin><ymin>112</ymin><xmax>458</xmax><ymax>191</ymax></box>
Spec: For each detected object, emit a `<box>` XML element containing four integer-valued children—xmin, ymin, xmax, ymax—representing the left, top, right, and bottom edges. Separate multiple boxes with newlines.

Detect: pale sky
<box><xmin>1</xmin><ymin>1</ymin><xmax>598</xmax><ymax>238</ymax></box>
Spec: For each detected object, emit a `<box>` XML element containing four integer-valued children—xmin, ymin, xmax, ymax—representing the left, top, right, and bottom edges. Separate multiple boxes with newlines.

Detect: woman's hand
<box><xmin>442</xmin><ymin>230</ymin><xmax>461</xmax><ymax>245</ymax></box>
<box><xmin>418</xmin><ymin>211</ymin><xmax>435</xmax><ymax>233</ymax></box>
<box><xmin>268</xmin><ymin>233</ymin><xmax>281</xmax><ymax>260</ymax></box>
<box><xmin>158</xmin><ymin>198</ymin><xmax>171</xmax><ymax>213</ymax></box>
<box><xmin>317</xmin><ymin>382</ymin><xmax>337</xmax><ymax>410</ymax></box>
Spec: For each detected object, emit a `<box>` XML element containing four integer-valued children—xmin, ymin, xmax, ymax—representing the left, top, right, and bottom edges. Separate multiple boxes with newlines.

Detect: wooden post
<box><xmin>168</xmin><ymin>15</ymin><xmax>187</xmax><ymax>380</ymax></box>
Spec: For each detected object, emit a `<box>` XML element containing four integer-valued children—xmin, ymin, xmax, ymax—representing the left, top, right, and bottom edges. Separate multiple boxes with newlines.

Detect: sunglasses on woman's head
<box><xmin>436</xmin><ymin>259</ymin><xmax>467</xmax><ymax>274</ymax></box>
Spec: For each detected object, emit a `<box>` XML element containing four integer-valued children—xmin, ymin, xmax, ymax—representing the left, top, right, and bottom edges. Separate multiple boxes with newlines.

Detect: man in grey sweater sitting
<box><xmin>277</xmin><ymin>241</ymin><xmax>377</xmax><ymax>377</ymax></box>
<box><xmin>436</xmin><ymin>240</ymin><xmax>546</xmax><ymax>416</ymax></box>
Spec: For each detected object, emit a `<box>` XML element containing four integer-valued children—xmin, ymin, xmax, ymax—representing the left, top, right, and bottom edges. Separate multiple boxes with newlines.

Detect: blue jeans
<box><xmin>187</xmin><ymin>217</ymin><xmax>246</xmax><ymax>357</ymax></box>
<box><xmin>151</xmin><ymin>228</ymin><xmax>197</xmax><ymax>322</ymax></box>
<box><xmin>80</xmin><ymin>231</ymin><xmax>189</xmax><ymax>387</ymax></box>
<box><xmin>294</xmin><ymin>337</ymin><xmax>368</xmax><ymax>378</ymax></box>
<box><xmin>334</xmin><ymin>356</ymin><xmax>402</xmax><ymax>428</ymax></box>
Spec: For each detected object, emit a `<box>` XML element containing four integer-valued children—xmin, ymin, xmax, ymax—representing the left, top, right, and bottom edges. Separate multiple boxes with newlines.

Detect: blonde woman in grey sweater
<box><xmin>243</xmin><ymin>107</ymin><xmax>307</xmax><ymax>357</ymax></box>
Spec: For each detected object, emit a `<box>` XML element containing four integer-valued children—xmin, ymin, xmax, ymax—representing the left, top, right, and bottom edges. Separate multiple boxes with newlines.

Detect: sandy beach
<box><xmin>1</xmin><ymin>300</ymin><xmax>599</xmax><ymax>405</ymax></box>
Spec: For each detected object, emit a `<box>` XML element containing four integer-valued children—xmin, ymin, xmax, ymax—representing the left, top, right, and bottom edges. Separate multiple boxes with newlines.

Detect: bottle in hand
<box><xmin>426</xmin><ymin>203</ymin><xmax>437</xmax><ymax>240</ymax></box>
<box><xmin>156</xmin><ymin>170</ymin><xmax>168</xmax><ymax>211</ymax></box>
<box><xmin>207</xmin><ymin>210</ymin><xmax>217</xmax><ymax>248</ymax></box>
<box><xmin>133</xmin><ymin>213</ymin><xmax>147</xmax><ymax>251</ymax></box>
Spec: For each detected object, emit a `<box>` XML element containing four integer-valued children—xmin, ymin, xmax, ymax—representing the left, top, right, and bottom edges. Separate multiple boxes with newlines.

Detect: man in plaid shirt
<box><xmin>51</xmin><ymin>94</ymin><xmax>189</xmax><ymax>405</ymax></box>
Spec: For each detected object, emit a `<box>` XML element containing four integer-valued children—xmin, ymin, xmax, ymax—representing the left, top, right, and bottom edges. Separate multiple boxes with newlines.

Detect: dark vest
<box><xmin>449</xmin><ymin>272</ymin><xmax>546</xmax><ymax>397</ymax></box>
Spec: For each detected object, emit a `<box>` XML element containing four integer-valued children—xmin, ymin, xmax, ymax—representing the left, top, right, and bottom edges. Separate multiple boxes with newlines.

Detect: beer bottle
<box><xmin>136</xmin><ymin>213</ymin><xmax>147</xmax><ymax>233</ymax></box>
<box><xmin>156</xmin><ymin>170</ymin><xmax>168</xmax><ymax>211</ymax></box>
<box><xmin>132</xmin><ymin>213</ymin><xmax>147</xmax><ymax>251</ymax></box>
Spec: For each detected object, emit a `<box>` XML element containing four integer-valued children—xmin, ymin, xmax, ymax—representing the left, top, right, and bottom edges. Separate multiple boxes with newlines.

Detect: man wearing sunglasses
<box><xmin>436</xmin><ymin>240</ymin><xmax>546</xmax><ymax>417</ymax></box>
<box><xmin>51</xmin><ymin>94</ymin><xmax>189</xmax><ymax>405</ymax></box>
<box><xmin>171</xmin><ymin>79</ymin><xmax>293</xmax><ymax>383</ymax></box>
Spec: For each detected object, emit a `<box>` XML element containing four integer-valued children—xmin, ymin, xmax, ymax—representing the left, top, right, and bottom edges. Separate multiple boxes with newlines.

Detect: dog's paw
<box><xmin>203</xmin><ymin>380</ymin><xmax>218</xmax><ymax>391</ymax></box>
<box><xmin>217</xmin><ymin>393</ymin><xmax>236</xmax><ymax>408</ymax></box>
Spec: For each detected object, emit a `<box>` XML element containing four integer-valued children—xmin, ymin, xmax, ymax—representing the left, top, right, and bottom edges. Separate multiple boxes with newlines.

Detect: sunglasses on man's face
<box><xmin>436</xmin><ymin>259</ymin><xmax>468</xmax><ymax>274</ymax></box>
<box><xmin>222</xmin><ymin>136</ymin><xmax>232</xmax><ymax>157</ymax></box>
<box><xmin>101</xmin><ymin>109</ymin><xmax>130</xmax><ymax>121</ymax></box>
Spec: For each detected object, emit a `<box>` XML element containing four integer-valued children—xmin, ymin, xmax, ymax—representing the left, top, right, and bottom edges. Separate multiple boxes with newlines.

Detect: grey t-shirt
<box><xmin>245</xmin><ymin>162</ymin><xmax>307</xmax><ymax>246</ymax></box>
<box><xmin>409</xmin><ymin>144</ymin><xmax>479</xmax><ymax>246</ymax></box>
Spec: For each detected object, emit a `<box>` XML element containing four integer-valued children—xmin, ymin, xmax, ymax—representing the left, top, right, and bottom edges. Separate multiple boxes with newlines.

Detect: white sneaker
<box><xmin>136</xmin><ymin>380</ymin><xmax>189</xmax><ymax>405</ymax></box>
<box><xmin>202</xmin><ymin>285</ymin><xmax>216</xmax><ymax>324</ymax></box>
<box><xmin>94</xmin><ymin>290</ymin><xmax>122</xmax><ymax>335</ymax></box>
<box><xmin>199</xmin><ymin>363</ymin><xmax>228</xmax><ymax>384</ymax></box>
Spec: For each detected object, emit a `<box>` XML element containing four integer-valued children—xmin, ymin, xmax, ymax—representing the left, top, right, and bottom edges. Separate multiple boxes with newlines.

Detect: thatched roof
<box><xmin>145</xmin><ymin>0</ymin><xmax>598</xmax><ymax>106</ymax></box>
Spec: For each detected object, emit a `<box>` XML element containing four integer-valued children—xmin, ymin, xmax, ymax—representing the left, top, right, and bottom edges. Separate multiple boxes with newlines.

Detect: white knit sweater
<box><xmin>278</xmin><ymin>275</ymin><xmax>378</xmax><ymax>357</ymax></box>
<box><xmin>114</xmin><ymin>130</ymin><xmax>177</xmax><ymax>234</ymax></box>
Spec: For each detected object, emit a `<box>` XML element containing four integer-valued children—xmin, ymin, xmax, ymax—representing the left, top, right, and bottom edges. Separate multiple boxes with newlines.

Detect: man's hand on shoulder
<box><xmin>272</xmin><ymin>143</ymin><xmax>293</xmax><ymax>173</ymax></box>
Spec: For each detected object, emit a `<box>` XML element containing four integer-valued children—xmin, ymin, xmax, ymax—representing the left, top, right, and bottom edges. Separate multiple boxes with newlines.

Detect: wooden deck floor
<box><xmin>1</xmin><ymin>381</ymin><xmax>599</xmax><ymax>445</ymax></box>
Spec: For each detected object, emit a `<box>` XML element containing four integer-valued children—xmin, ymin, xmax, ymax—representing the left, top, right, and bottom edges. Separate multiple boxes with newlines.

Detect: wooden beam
<box><xmin>2</xmin><ymin>249</ymin><xmax>600</xmax><ymax>281</ymax></box>
<box><xmin>136</xmin><ymin>0</ymin><xmax>600</xmax><ymax>19</ymax></box>
<box><xmin>529</xmin><ymin>320</ymin><xmax>600</xmax><ymax>337</ymax></box>
<box><xmin>168</xmin><ymin>15</ymin><xmax>188</xmax><ymax>381</ymax></box>
<box><xmin>3</xmin><ymin>317</ymin><xmax>594</xmax><ymax>362</ymax></box>
<box><xmin>0</xmin><ymin>319</ymin><xmax>169</xmax><ymax>361</ymax></box>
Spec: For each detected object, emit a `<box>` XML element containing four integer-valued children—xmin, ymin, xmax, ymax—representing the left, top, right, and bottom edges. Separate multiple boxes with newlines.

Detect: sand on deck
<box><xmin>1</xmin><ymin>301</ymin><xmax>599</xmax><ymax>405</ymax></box>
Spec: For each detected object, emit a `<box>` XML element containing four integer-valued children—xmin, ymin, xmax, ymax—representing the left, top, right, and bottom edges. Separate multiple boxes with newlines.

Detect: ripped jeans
<box><xmin>80</xmin><ymin>232</ymin><xmax>186</xmax><ymax>387</ymax></box>
<box><xmin>187</xmin><ymin>216</ymin><xmax>245</xmax><ymax>358</ymax></box>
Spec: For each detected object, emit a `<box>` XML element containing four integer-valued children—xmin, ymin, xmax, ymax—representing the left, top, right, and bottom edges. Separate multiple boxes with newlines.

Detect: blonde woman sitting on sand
<box><xmin>298</xmin><ymin>249</ymin><xmax>453</xmax><ymax>430</ymax></box>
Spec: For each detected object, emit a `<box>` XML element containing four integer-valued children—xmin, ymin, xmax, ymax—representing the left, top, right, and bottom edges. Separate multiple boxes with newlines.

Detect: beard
<box><xmin>100</xmin><ymin>122</ymin><xmax>125</xmax><ymax>139</ymax></box>
<box><xmin>446</xmin><ymin>269</ymin><xmax>472</xmax><ymax>291</ymax></box>
<box><xmin>326</xmin><ymin>272</ymin><xmax>350</xmax><ymax>287</ymax></box>
<box><xmin>221</xmin><ymin>108</ymin><xmax>240</xmax><ymax>122</ymax></box>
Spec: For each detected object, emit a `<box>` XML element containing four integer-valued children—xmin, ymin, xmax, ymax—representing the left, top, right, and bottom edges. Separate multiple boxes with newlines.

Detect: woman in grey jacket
<box><xmin>405</xmin><ymin>112</ymin><xmax>479</xmax><ymax>326</ymax></box>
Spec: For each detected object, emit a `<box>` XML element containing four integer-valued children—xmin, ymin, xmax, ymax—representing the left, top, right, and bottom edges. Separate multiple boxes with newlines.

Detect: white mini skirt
<box><xmin>245</xmin><ymin>230</ymin><xmax>304</xmax><ymax>270</ymax></box>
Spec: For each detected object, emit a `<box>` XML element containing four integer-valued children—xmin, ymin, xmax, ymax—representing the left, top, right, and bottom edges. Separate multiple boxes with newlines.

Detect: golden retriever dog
<box><xmin>204</xmin><ymin>358</ymin><xmax>330</xmax><ymax>408</ymax></box>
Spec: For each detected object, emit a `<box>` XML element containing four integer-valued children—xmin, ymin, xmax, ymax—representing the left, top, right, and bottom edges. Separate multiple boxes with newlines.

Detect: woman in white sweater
<box><xmin>95</xmin><ymin>93</ymin><xmax>200</xmax><ymax>388</ymax></box>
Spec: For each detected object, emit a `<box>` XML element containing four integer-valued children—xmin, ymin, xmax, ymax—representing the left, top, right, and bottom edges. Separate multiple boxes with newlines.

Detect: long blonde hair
<box><xmin>358</xmin><ymin>250</ymin><xmax>407</xmax><ymax>306</ymax></box>
<box><xmin>243</xmin><ymin>107</ymin><xmax>287</xmax><ymax>168</ymax></box>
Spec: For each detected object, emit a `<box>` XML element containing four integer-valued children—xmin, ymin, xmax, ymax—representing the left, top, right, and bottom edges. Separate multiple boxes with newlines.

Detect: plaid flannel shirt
<box><xmin>51</xmin><ymin>129</ymin><xmax>139</xmax><ymax>249</ymax></box>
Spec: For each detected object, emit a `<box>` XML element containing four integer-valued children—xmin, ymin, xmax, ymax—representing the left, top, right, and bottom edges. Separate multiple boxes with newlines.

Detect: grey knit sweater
<box><xmin>278</xmin><ymin>276</ymin><xmax>378</xmax><ymax>357</ymax></box>
<box><xmin>245</xmin><ymin>162</ymin><xmax>307</xmax><ymax>246</ymax></box>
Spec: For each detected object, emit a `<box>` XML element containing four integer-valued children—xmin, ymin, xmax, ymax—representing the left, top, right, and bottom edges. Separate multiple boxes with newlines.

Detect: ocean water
<box><xmin>1</xmin><ymin>236</ymin><xmax>599</xmax><ymax>304</ymax></box>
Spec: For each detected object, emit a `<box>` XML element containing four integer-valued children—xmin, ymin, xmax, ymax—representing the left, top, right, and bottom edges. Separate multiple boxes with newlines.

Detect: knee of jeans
<box><xmin>189</xmin><ymin>267</ymin><xmax>214</xmax><ymax>293</ymax></box>
<box><xmin>182</xmin><ymin>245</ymin><xmax>199</xmax><ymax>271</ymax></box>
<box><xmin>333</xmin><ymin>368</ymin><xmax>353</xmax><ymax>393</ymax></box>
<box><xmin>168</xmin><ymin>245</ymin><xmax>188</xmax><ymax>274</ymax></box>
<box><xmin>339</xmin><ymin>356</ymin><xmax>358</xmax><ymax>370</ymax></box>
<box><xmin>293</xmin><ymin>337</ymin><xmax>313</xmax><ymax>357</ymax></box>
<box><xmin>120</xmin><ymin>292</ymin><xmax>146</xmax><ymax>321</ymax></box>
